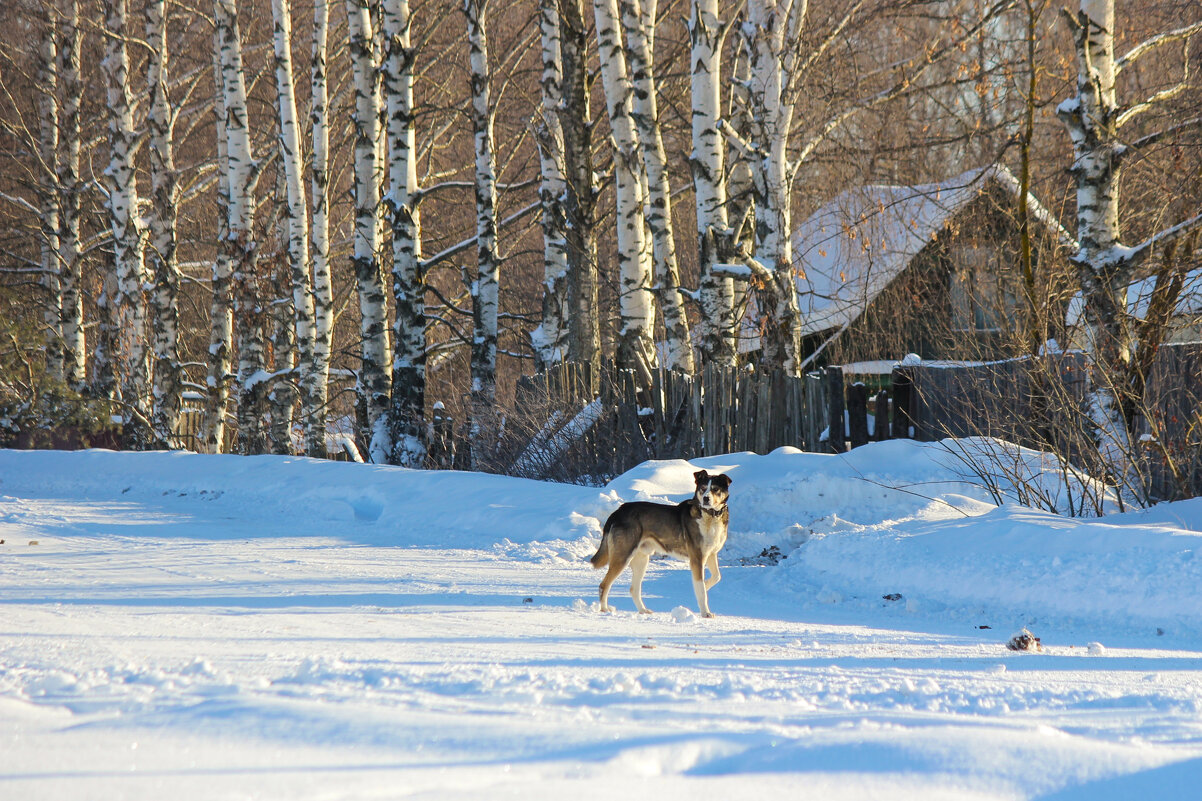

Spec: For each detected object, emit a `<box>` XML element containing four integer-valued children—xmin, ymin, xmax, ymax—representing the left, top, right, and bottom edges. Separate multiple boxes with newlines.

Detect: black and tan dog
<box><xmin>589</xmin><ymin>469</ymin><xmax>732</xmax><ymax>617</ymax></box>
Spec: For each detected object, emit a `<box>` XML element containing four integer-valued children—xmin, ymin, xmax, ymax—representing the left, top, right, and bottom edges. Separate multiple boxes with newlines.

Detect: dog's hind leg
<box><xmin>598</xmin><ymin>544</ymin><xmax>633</xmax><ymax>613</ymax></box>
<box><xmin>628</xmin><ymin>550</ymin><xmax>652</xmax><ymax>614</ymax></box>
<box><xmin>704</xmin><ymin>552</ymin><xmax>722</xmax><ymax>590</ymax></box>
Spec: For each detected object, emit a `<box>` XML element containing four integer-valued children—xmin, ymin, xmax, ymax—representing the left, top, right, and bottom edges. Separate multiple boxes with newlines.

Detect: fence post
<box><xmin>429</xmin><ymin>403</ymin><xmax>455</xmax><ymax>469</ymax></box>
<box><xmin>891</xmin><ymin>367</ymin><xmax>914</xmax><ymax>439</ymax></box>
<box><xmin>847</xmin><ymin>382</ymin><xmax>869</xmax><ymax>449</ymax></box>
<box><xmin>804</xmin><ymin>372</ymin><xmax>824</xmax><ymax>451</ymax></box>
<box><xmin>824</xmin><ymin>365</ymin><xmax>846</xmax><ymax>453</ymax></box>
<box><xmin>873</xmin><ymin>389</ymin><xmax>890</xmax><ymax>441</ymax></box>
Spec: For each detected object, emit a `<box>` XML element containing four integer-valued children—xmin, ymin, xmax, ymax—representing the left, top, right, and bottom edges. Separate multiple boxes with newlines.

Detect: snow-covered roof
<box><xmin>790</xmin><ymin>165</ymin><xmax>1071</xmax><ymax>337</ymax></box>
<box><xmin>1065</xmin><ymin>266</ymin><xmax>1202</xmax><ymax>327</ymax></box>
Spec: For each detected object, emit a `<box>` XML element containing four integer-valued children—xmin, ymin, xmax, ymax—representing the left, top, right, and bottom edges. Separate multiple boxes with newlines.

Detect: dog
<box><xmin>589</xmin><ymin>469</ymin><xmax>732</xmax><ymax>617</ymax></box>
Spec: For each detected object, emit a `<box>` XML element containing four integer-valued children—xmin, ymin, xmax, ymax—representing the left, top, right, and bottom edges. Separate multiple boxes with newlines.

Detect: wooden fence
<box><xmin>1137</xmin><ymin>343</ymin><xmax>1202</xmax><ymax>501</ymax></box>
<box><xmin>161</xmin><ymin>345</ymin><xmax>1202</xmax><ymax>500</ymax></box>
<box><xmin>499</xmin><ymin>351</ymin><xmax>1128</xmax><ymax>487</ymax></box>
<box><xmin>505</xmin><ymin>362</ymin><xmax>814</xmax><ymax>481</ymax></box>
<box><xmin>895</xmin><ymin>353</ymin><xmax>1093</xmax><ymax>449</ymax></box>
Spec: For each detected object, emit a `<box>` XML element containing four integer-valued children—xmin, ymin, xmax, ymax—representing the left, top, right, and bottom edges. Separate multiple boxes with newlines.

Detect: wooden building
<box><xmin>740</xmin><ymin>166</ymin><xmax>1075</xmax><ymax>367</ymax></box>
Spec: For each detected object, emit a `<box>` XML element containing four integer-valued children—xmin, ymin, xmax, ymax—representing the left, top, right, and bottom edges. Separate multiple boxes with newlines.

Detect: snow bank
<box><xmin>2</xmin><ymin>439</ymin><xmax>1199</xmax><ymax>636</ymax></box>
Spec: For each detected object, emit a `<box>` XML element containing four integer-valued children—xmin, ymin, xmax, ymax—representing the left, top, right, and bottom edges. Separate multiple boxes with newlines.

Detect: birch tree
<box><xmin>214</xmin><ymin>0</ymin><xmax>266</xmax><ymax>454</ymax></box>
<box><xmin>203</xmin><ymin>16</ymin><xmax>236</xmax><ymax>453</ymax></box>
<box><xmin>145</xmin><ymin>0</ymin><xmax>183</xmax><ymax>443</ymax></box>
<box><xmin>560</xmin><ymin>0</ymin><xmax>600</xmax><ymax>372</ymax></box>
<box><xmin>37</xmin><ymin>9</ymin><xmax>63</xmax><ymax>384</ymax></box>
<box><xmin>732</xmin><ymin>0</ymin><xmax>1017</xmax><ymax>374</ymax></box>
<box><xmin>1056</xmin><ymin>0</ymin><xmax>1202</xmax><ymax>486</ymax></box>
<box><xmin>268</xmin><ymin>168</ymin><xmax>298</xmax><ymax>455</ymax></box>
<box><xmin>56</xmin><ymin>0</ymin><xmax>85</xmax><ymax>389</ymax></box>
<box><xmin>532</xmin><ymin>0</ymin><xmax>570</xmax><ymax>369</ymax></box>
<box><xmin>690</xmin><ymin>0</ymin><xmax>737</xmax><ymax>366</ymax></box>
<box><xmin>594</xmin><ymin>0</ymin><xmax>655</xmax><ymax>380</ymax></box>
<box><xmin>345</xmin><ymin>0</ymin><xmax>391</xmax><ymax>462</ymax></box>
<box><xmin>309</xmin><ymin>0</ymin><xmax>334</xmax><ymax>458</ymax></box>
<box><xmin>271</xmin><ymin>0</ymin><xmax>320</xmax><ymax>455</ymax></box>
<box><xmin>383</xmin><ymin>0</ymin><xmax>426</xmax><ymax>467</ymax></box>
<box><xmin>622</xmin><ymin>0</ymin><xmax>694</xmax><ymax>374</ymax></box>
<box><xmin>102</xmin><ymin>0</ymin><xmax>151</xmax><ymax>438</ymax></box>
<box><xmin>739</xmin><ymin>0</ymin><xmax>807</xmax><ymax>373</ymax></box>
<box><xmin>465</xmin><ymin>0</ymin><xmax>499</xmax><ymax>468</ymax></box>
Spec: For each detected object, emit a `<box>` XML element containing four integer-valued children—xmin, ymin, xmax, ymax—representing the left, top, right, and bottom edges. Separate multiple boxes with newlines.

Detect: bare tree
<box><xmin>346</xmin><ymin>0</ymin><xmax>391</xmax><ymax>461</ymax></box>
<box><xmin>1057</xmin><ymin>0</ymin><xmax>1202</xmax><ymax>482</ymax></box>
<box><xmin>271</xmin><ymin>0</ymin><xmax>319</xmax><ymax>455</ymax></box>
<box><xmin>309</xmin><ymin>0</ymin><xmax>334</xmax><ymax>458</ymax></box>
<box><xmin>560</xmin><ymin>0</ymin><xmax>600</xmax><ymax>372</ymax></box>
<box><xmin>384</xmin><ymin>0</ymin><xmax>427</xmax><ymax>467</ymax></box>
<box><xmin>36</xmin><ymin>7</ymin><xmax>62</xmax><ymax>385</ymax></box>
<box><xmin>203</xmin><ymin>10</ymin><xmax>236</xmax><ymax>453</ymax></box>
<box><xmin>690</xmin><ymin>0</ymin><xmax>737</xmax><ymax>366</ymax></box>
<box><xmin>465</xmin><ymin>0</ymin><xmax>500</xmax><ymax>468</ymax></box>
<box><xmin>623</xmin><ymin>0</ymin><xmax>693</xmax><ymax>374</ymax></box>
<box><xmin>56</xmin><ymin>0</ymin><xmax>85</xmax><ymax>390</ymax></box>
<box><xmin>145</xmin><ymin>0</ymin><xmax>183</xmax><ymax>443</ymax></box>
<box><xmin>532</xmin><ymin>0</ymin><xmax>570</xmax><ymax>369</ymax></box>
<box><xmin>594</xmin><ymin>0</ymin><xmax>655</xmax><ymax>380</ymax></box>
<box><xmin>215</xmin><ymin>0</ymin><xmax>267</xmax><ymax>454</ymax></box>
<box><xmin>102</xmin><ymin>0</ymin><xmax>151</xmax><ymax>436</ymax></box>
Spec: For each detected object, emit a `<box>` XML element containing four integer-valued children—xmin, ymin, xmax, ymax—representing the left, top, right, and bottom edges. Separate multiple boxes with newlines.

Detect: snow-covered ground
<box><xmin>3</xmin><ymin>442</ymin><xmax>1202</xmax><ymax>800</ymax></box>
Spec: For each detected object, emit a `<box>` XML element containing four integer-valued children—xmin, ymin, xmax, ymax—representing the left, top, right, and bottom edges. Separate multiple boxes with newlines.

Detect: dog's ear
<box><xmin>693</xmin><ymin>469</ymin><xmax>709</xmax><ymax>484</ymax></box>
<box><xmin>714</xmin><ymin>473</ymin><xmax>732</xmax><ymax>488</ymax></box>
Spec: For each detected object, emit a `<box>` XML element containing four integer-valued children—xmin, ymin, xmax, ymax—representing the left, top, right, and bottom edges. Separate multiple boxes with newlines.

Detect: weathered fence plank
<box><xmin>848</xmin><ymin>382</ymin><xmax>869</xmax><ymax>449</ymax></box>
<box><xmin>824</xmin><ymin>365</ymin><xmax>846</xmax><ymax>453</ymax></box>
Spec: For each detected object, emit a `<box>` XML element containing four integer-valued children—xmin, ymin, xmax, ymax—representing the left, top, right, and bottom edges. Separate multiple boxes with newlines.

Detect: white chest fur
<box><xmin>698</xmin><ymin>512</ymin><xmax>727</xmax><ymax>553</ymax></box>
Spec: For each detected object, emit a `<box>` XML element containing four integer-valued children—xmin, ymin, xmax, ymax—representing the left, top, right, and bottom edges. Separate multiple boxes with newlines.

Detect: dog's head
<box><xmin>693</xmin><ymin>469</ymin><xmax>732</xmax><ymax>513</ymax></box>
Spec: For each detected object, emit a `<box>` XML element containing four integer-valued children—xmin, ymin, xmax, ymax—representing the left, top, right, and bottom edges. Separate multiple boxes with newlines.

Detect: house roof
<box><xmin>787</xmin><ymin>165</ymin><xmax>1071</xmax><ymax>338</ymax></box>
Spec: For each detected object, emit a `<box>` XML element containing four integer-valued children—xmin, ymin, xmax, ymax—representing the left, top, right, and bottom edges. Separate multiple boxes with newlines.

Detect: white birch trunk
<box><xmin>594</xmin><ymin>0</ymin><xmax>655</xmax><ymax>378</ymax></box>
<box><xmin>271</xmin><ymin>0</ymin><xmax>319</xmax><ymax>454</ymax></box>
<box><xmin>465</xmin><ymin>0</ymin><xmax>499</xmax><ymax>469</ymax></box>
<box><xmin>309</xmin><ymin>0</ymin><xmax>333</xmax><ymax>458</ymax></box>
<box><xmin>383</xmin><ymin>0</ymin><xmax>426</xmax><ymax>467</ymax></box>
<box><xmin>203</xmin><ymin>18</ymin><xmax>235</xmax><ymax>453</ymax></box>
<box><xmin>145</xmin><ymin>0</ymin><xmax>183</xmax><ymax>443</ymax></box>
<box><xmin>744</xmin><ymin>0</ymin><xmax>805</xmax><ymax>374</ymax></box>
<box><xmin>102</xmin><ymin>0</ymin><xmax>151</xmax><ymax>438</ymax></box>
<box><xmin>345</xmin><ymin>0</ymin><xmax>391</xmax><ymax>462</ymax></box>
<box><xmin>56</xmin><ymin>0</ymin><xmax>85</xmax><ymax>389</ymax></box>
<box><xmin>622</xmin><ymin>0</ymin><xmax>693</xmax><ymax>374</ymax></box>
<box><xmin>690</xmin><ymin>0</ymin><xmax>735</xmax><ymax>366</ymax></box>
<box><xmin>215</xmin><ymin>0</ymin><xmax>266</xmax><ymax>454</ymax></box>
<box><xmin>559</xmin><ymin>0</ymin><xmax>600</xmax><ymax>372</ymax></box>
<box><xmin>269</xmin><ymin>168</ymin><xmax>298</xmax><ymax>455</ymax></box>
<box><xmin>533</xmin><ymin>0</ymin><xmax>570</xmax><ymax>369</ymax></box>
<box><xmin>269</xmin><ymin>292</ymin><xmax>298</xmax><ymax>454</ymax></box>
<box><xmin>37</xmin><ymin>11</ymin><xmax>63</xmax><ymax>384</ymax></box>
<box><xmin>1056</xmin><ymin>0</ymin><xmax>1133</xmax><ymax>486</ymax></box>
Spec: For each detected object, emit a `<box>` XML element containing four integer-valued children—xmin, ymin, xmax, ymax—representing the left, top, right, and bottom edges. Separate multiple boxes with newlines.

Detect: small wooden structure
<box><xmin>741</xmin><ymin>166</ymin><xmax>1074</xmax><ymax>365</ymax></box>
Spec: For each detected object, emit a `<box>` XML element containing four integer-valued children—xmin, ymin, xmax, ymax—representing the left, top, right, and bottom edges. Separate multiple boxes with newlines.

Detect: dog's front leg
<box><xmin>704</xmin><ymin>552</ymin><xmax>721</xmax><ymax>590</ymax></box>
<box><xmin>690</xmin><ymin>558</ymin><xmax>714</xmax><ymax>618</ymax></box>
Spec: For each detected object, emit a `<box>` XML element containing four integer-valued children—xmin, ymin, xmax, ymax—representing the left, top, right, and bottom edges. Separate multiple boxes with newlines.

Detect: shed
<box><xmin>739</xmin><ymin>166</ymin><xmax>1073</xmax><ymax>365</ymax></box>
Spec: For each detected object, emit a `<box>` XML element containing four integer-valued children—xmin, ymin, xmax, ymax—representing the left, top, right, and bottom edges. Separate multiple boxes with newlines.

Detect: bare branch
<box><xmin>418</xmin><ymin>200</ymin><xmax>539</xmax><ymax>271</ymax></box>
<box><xmin>1116</xmin><ymin>20</ymin><xmax>1202</xmax><ymax>73</ymax></box>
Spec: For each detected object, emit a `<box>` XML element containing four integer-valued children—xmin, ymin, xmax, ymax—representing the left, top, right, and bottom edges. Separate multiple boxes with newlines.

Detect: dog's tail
<box><xmin>589</xmin><ymin>520</ymin><xmax>611</xmax><ymax>569</ymax></box>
